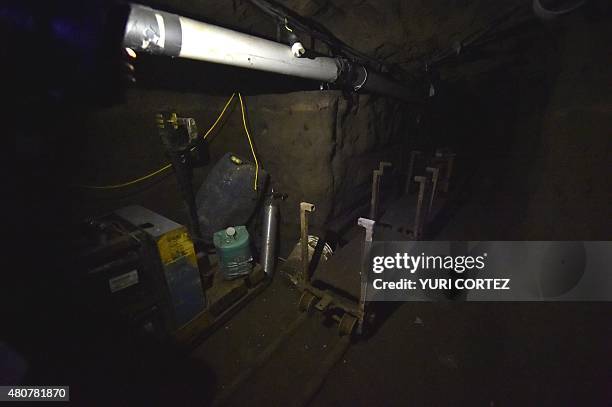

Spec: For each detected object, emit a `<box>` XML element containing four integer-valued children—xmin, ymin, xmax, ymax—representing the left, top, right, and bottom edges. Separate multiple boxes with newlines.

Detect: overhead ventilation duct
<box><xmin>122</xmin><ymin>3</ymin><xmax>421</xmax><ymax>103</ymax></box>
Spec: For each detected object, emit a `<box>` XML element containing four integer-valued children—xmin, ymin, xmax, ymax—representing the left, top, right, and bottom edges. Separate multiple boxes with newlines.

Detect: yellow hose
<box><xmin>76</xmin><ymin>93</ymin><xmax>236</xmax><ymax>190</ymax></box>
<box><xmin>238</xmin><ymin>93</ymin><xmax>259</xmax><ymax>191</ymax></box>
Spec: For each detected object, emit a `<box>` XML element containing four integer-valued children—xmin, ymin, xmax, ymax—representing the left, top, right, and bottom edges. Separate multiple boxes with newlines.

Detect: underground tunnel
<box><xmin>5</xmin><ymin>0</ymin><xmax>612</xmax><ymax>405</ymax></box>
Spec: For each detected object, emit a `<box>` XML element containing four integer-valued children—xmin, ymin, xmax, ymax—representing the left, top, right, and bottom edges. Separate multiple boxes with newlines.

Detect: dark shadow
<box><xmin>134</xmin><ymin>54</ymin><xmax>322</xmax><ymax>96</ymax></box>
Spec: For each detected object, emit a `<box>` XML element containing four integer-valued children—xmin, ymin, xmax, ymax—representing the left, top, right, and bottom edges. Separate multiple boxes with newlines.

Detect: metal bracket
<box><xmin>315</xmin><ymin>294</ymin><xmax>333</xmax><ymax>312</ymax></box>
<box><xmin>358</xmin><ymin>217</ymin><xmax>375</xmax><ymax>242</ymax></box>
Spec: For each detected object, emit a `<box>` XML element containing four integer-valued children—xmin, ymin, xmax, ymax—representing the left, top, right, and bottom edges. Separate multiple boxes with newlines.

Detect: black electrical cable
<box><xmin>426</xmin><ymin>4</ymin><xmax>532</xmax><ymax>67</ymax></box>
<box><xmin>390</xmin><ymin>2</ymin><xmax>534</xmax><ymax>75</ymax></box>
<box><xmin>247</xmin><ymin>0</ymin><xmax>386</xmax><ymax>70</ymax></box>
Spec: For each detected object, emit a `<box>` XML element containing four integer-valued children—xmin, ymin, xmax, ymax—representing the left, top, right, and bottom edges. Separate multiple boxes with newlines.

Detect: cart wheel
<box><xmin>298</xmin><ymin>291</ymin><xmax>316</xmax><ymax>313</ymax></box>
<box><xmin>338</xmin><ymin>313</ymin><xmax>358</xmax><ymax>337</ymax></box>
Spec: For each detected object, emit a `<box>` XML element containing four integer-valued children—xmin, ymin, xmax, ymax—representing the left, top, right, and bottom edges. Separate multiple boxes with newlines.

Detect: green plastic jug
<box><xmin>213</xmin><ymin>226</ymin><xmax>253</xmax><ymax>280</ymax></box>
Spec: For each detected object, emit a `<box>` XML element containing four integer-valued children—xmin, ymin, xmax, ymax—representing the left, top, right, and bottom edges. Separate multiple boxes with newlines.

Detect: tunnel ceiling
<box><xmin>149</xmin><ymin>0</ymin><xmax>528</xmax><ymax>79</ymax></box>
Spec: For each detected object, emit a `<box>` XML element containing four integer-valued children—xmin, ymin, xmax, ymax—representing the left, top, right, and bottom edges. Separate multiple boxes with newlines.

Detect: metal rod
<box><xmin>370</xmin><ymin>170</ymin><xmax>381</xmax><ymax>220</ymax></box>
<box><xmin>369</xmin><ymin>162</ymin><xmax>391</xmax><ymax>220</ymax></box>
<box><xmin>426</xmin><ymin>166</ymin><xmax>440</xmax><ymax>220</ymax></box>
<box><xmin>405</xmin><ymin>150</ymin><xmax>422</xmax><ymax>194</ymax></box>
<box><xmin>357</xmin><ymin>217</ymin><xmax>375</xmax><ymax>334</ymax></box>
<box><xmin>413</xmin><ymin>175</ymin><xmax>429</xmax><ymax>240</ymax></box>
<box><xmin>261</xmin><ymin>195</ymin><xmax>279</xmax><ymax>277</ymax></box>
<box><xmin>299</xmin><ymin>202</ymin><xmax>315</xmax><ymax>286</ymax></box>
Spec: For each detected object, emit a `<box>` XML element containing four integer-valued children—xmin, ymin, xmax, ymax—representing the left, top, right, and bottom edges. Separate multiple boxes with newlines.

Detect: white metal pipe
<box><xmin>179</xmin><ymin>17</ymin><xmax>338</xmax><ymax>81</ymax></box>
<box><xmin>124</xmin><ymin>4</ymin><xmax>339</xmax><ymax>82</ymax></box>
<box><xmin>123</xmin><ymin>3</ymin><xmax>421</xmax><ymax>102</ymax></box>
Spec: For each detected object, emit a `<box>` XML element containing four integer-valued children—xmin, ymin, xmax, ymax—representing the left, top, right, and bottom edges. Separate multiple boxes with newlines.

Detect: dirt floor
<box><xmin>190</xmin><ymin>267</ymin><xmax>610</xmax><ymax>406</ymax></box>
<box><xmin>313</xmin><ymin>302</ymin><xmax>610</xmax><ymax>406</ymax></box>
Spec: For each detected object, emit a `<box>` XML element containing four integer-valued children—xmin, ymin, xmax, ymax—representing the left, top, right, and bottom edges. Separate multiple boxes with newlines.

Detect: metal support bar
<box><xmin>357</xmin><ymin>217</ymin><xmax>375</xmax><ymax>334</ymax></box>
<box><xmin>413</xmin><ymin>175</ymin><xmax>431</xmax><ymax>240</ymax></box>
<box><xmin>406</xmin><ymin>150</ymin><xmax>422</xmax><ymax>194</ymax></box>
<box><xmin>299</xmin><ymin>202</ymin><xmax>315</xmax><ymax>286</ymax></box>
<box><xmin>369</xmin><ymin>161</ymin><xmax>392</xmax><ymax>220</ymax></box>
<box><xmin>426</xmin><ymin>166</ymin><xmax>440</xmax><ymax>220</ymax></box>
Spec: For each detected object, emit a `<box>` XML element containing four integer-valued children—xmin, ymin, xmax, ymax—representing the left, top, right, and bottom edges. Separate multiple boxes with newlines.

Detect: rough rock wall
<box><xmin>331</xmin><ymin>96</ymin><xmax>408</xmax><ymax>215</ymax></box>
<box><xmin>74</xmin><ymin>90</ymin><xmax>410</xmax><ymax>244</ymax></box>
<box><xmin>516</xmin><ymin>15</ymin><xmax>612</xmax><ymax>239</ymax></box>
<box><xmin>246</xmin><ymin>92</ymin><xmax>410</xmax><ymax>229</ymax></box>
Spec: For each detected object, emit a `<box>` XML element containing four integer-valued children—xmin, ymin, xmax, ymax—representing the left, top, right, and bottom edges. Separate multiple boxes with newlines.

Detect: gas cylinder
<box><xmin>261</xmin><ymin>195</ymin><xmax>279</xmax><ymax>277</ymax></box>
